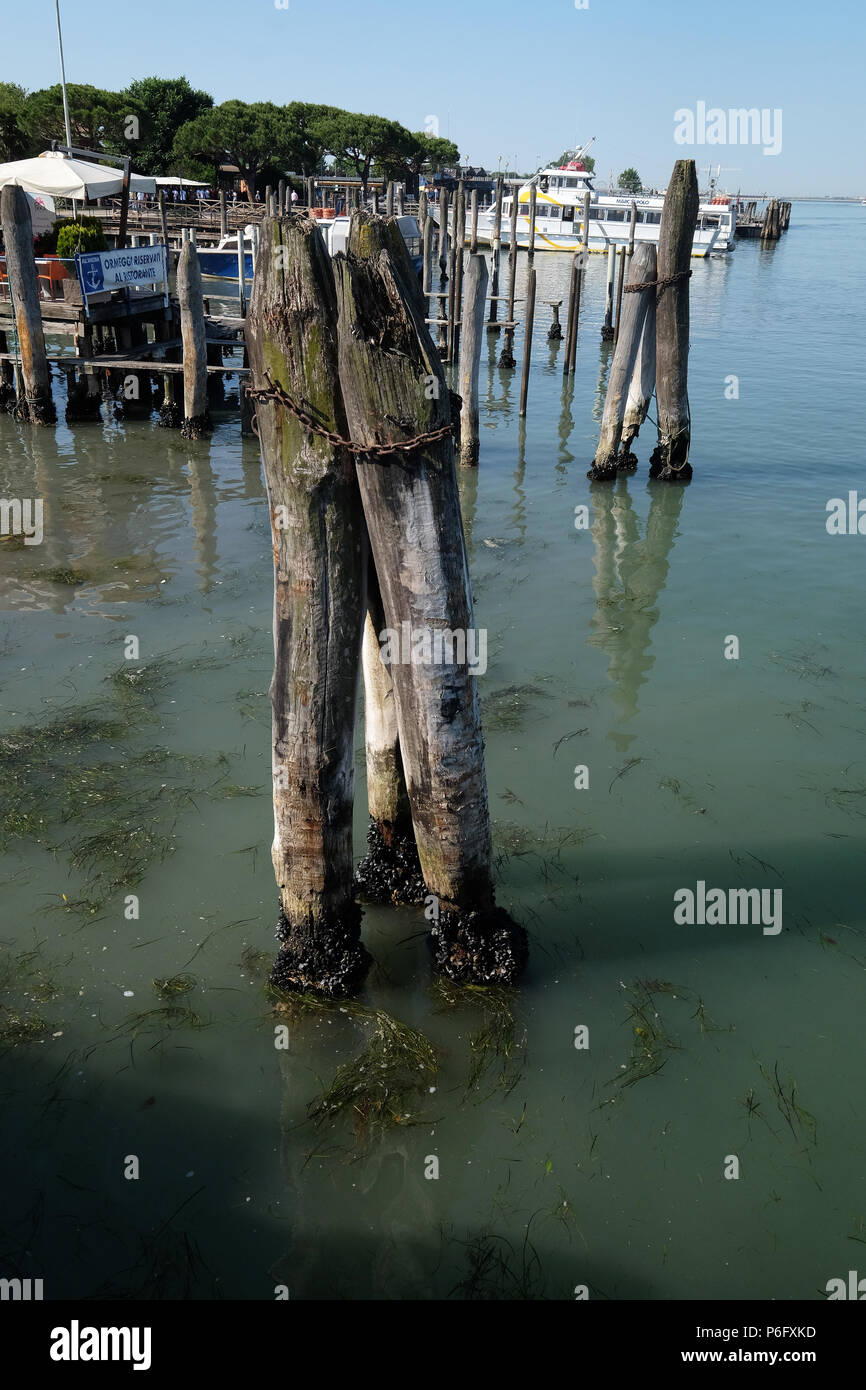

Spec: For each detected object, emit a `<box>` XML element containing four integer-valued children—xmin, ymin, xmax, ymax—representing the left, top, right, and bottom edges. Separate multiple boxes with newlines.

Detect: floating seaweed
<box><xmin>432</xmin><ymin>978</ymin><xmax>526</xmax><ymax>1097</ymax></box>
<box><xmin>306</xmin><ymin>1006</ymin><xmax>437</xmax><ymax>1141</ymax></box>
<box><xmin>152</xmin><ymin>974</ymin><xmax>197</xmax><ymax>1000</ymax></box>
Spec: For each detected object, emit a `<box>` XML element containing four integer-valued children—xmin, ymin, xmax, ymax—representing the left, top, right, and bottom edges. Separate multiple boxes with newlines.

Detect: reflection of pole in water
<box><xmin>589</xmin><ymin>480</ymin><xmax>685</xmax><ymax>750</ymax></box>
<box><xmin>593</xmin><ymin>341</ymin><xmax>614</xmax><ymax>426</ymax></box>
<box><xmin>186</xmin><ymin>441</ymin><xmax>218</xmax><ymax>594</ymax></box>
<box><xmin>557</xmin><ymin>376</ymin><xmax>575</xmax><ymax>477</ymax></box>
<box><xmin>512</xmin><ymin>417</ymin><xmax>527</xmax><ymax>541</ymax></box>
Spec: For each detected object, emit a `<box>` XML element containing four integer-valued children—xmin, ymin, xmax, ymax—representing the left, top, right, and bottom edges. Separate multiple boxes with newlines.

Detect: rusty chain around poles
<box><xmin>247</xmin><ymin>373</ymin><xmax>453</xmax><ymax>458</ymax></box>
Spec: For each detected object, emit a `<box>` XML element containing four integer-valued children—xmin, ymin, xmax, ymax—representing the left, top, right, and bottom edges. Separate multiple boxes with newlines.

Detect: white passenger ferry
<box><xmin>435</xmin><ymin>147</ymin><xmax>736</xmax><ymax>257</ymax></box>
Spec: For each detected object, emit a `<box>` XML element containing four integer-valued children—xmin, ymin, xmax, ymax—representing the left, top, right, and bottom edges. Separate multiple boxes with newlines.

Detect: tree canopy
<box><xmin>0</xmin><ymin>76</ymin><xmax>465</xmax><ymax>193</ymax></box>
<box><xmin>106</xmin><ymin>76</ymin><xmax>213</xmax><ymax>175</ymax></box>
<box><xmin>618</xmin><ymin>167</ymin><xmax>643</xmax><ymax>194</ymax></box>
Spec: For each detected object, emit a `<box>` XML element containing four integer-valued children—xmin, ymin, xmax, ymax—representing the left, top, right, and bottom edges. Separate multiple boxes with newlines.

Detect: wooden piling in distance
<box><xmin>498</xmin><ymin>188</ymin><xmax>519</xmax><ymax>368</ymax></box>
<box><xmin>527</xmin><ymin>183</ymin><xmax>537</xmax><ymax>259</ymax></box>
<box><xmin>0</xmin><ymin>186</ymin><xmax>55</xmax><ymax>423</ymax></box>
<box><xmin>278</xmin><ymin>179</ymin><xmax>285</xmax><ymax>215</ymax></box>
<box><xmin>396</xmin><ymin>184</ymin><xmax>405</xmax><ymax>216</ymax></box>
<box><xmin>219</xmin><ymin>189</ymin><xmax>228</xmax><ymax>239</ymax></box>
<box><xmin>438</xmin><ymin>188</ymin><xmax>450</xmax><ymax>278</ymax></box>
<box><xmin>458</xmin><ymin>253</ymin><xmax>488</xmax><ymax>466</ymax></box>
<box><xmin>386</xmin><ymin>181</ymin><xmax>395</xmax><ymax>215</ymax></box>
<box><xmin>422</xmin><ymin>214</ymin><xmax>434</xmax><ymax>295</ymax></box>
<box><xmin>453</xmin><ymin>188</ymin><xmax>466</xmax><ymax>359</ymax></box>
<box><xmin>335</xmin><ymin>213</ymin><xmax>527</xmax><ymax>982</ymax></box>
<box><xmin>246</xmin><ymin>214</ymin><xmax>370</xmax><ymax>996</ymax></box>
<box><xmin>602</xmin><ymin>243</ymin><xmax>616</xmax><ymax>340</ymax></box>
<box><xmin>650</xmin><ymin>159</ymin><xmax>699</xmax><ymax>481</ymax></box>
<box><xmin>563</xmin><ymin>255</ymin><xmax>580</xmax><ymax>374</ymax></box>
<box><xmin>306</xmin><ymin>176</ymin><xmax>314</xmax><ymax>210</ymax></box>
<box><xmin>419</xmin><ymin>189</ymin><xmax>428</xmax><ymax>224</ymax></box>
<box><xmin>177</xmin><ymin>241</ymin><xmax>211</xmax><ymax>439</ymax></box>
<box><xmin>236</xmin><ymin>230</ymin><xmax>247</xmax><ymax>317</ymax></box>
<box><xmin>628</xmin><ymin>200</ymin><xmax>637</xmax><ymax>255</ymax></box>
<box><xmin>588</xmin><ymin>242</ymin><xmax>656</xmax><ymax>481</ymax></box>
<box><xmin>488</xmin><ymin>176</ymin><xmax>503</xmax><ymax>332</ymax></box>
<box><xmin>469</xmin><ymin>189</ymin><xmax>479</xmax><ymax>253</ymax></box>
<box><xmin>518</xmin><ymin>266</ymin><xmax>536</xmax><ymax>417</ymax></box>
<box><xmin>158</xmin><ymin>189</ymin><xmax>169</xmax><ymax>248</ymax></box>
<box><xmin>613</xmin><ymin>246</ymin><xmax>627</xmax><ymax>344</ymax></box>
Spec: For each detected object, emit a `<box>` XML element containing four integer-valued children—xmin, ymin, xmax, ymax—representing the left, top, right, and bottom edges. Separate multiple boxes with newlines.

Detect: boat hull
<box><xmin>197</xmin><ymin>250</ymin><xmax>255</xmax><ymax>279</ymax></box>
<box><xmin>432</xmin><ymin>209</ymin><xmax>735</xmax><ymax>257</ymax></box>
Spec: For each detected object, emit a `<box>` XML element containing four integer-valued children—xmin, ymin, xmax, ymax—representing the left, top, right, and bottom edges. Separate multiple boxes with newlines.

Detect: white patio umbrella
<box><xmin>0</xmin><ymin>151</ymin><xmax>155</xmax><ymax>199</ymax></box>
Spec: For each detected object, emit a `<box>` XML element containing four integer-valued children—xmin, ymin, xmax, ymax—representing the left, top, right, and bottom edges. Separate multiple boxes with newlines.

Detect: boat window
<box><xmin>549</xmin><ymin>177</ymin><xmax>559</xmax><ymax>188</ymax></box>
<box><xmin>546</xmin><ymin>205</ymin><xmax>561</xmax><ymax>220</ymax></box>
<box><xmin>606</xmin><ymin>209</ymin><xmax>625</xmax><ymax>222</ymax></box>
<box><xmin>563</xmin><ymin>207</ymin><xmax>574</xmax><ymax>222</ymax></box>
<box><xmin>644</xmin><ymin>211</ymin><xmax>661</xmax><ymax>224</ymax></box>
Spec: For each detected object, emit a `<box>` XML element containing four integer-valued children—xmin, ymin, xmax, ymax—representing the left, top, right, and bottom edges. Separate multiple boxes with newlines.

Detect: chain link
<box><xmin>624</xmin><ymin>269</ymin><xmax>693</xmax><ymax>295</ymax></box>
<box><xmin>248</xmin><ymin>373</ymin><xmax>454</xmax><ymax>458</ymax></box>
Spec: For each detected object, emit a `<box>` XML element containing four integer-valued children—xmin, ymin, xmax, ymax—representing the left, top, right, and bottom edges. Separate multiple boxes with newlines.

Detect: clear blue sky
<box><xmin>6</xmin><ymin>0</ymin><xmax>865</xmax><ymax>194</ymax></box>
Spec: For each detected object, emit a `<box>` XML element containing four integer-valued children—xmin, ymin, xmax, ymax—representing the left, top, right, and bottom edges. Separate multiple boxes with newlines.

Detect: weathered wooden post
<box><xmin>386</xmin><ymin>181</ymin><xmax>395</xmax><ymax>215</ymax></box>
<box><xmin>488</xmin><ymin>176</ymin><xmax>503</xmax><ymax>332</ymax></box>
<box><xmin>236</xmin><ymin>231</ymin><xmax>247</xmax><ymax>317</ymax></box>
<box><xmin>158</xmin><ymin>188</ymin><xmax>169</xmax><ymax>249</ymax></box>
<box><xmin>422</xmin><ymin>214</ymin><xmax>434</xmax><ymax>294</ymax></box>
<box><xmin>602</xmin><ymin>243</ymin><xmax>616</xmax><ymax>341</ymax></box>
<box><xmin>306</xmin><ymin>176</ymin><xmax>314</xmax><ymax>210</ymax></box>
<box><xmin>396</xmin><ymin>184</ymin><xmax>404</xmax><ymax>216</ymax></box>
<box><xmin>613</xmin><ymin>246</ymin><xmax>627</xmax><ymax>344</ymax></box>
<box><xmin>278</xmin><ymin>179</ymin><xmax>285</xmax><ymax>215</ymax></box>
<box><xmin>518</xmin><ymin>266</ymin><xmax>536</xmax><ymax>417</ymax></box>
<box><xmin>453</xmin><ymin>189</ymin><xmax>466</xmax><ymax>359</ymax></box>
<box><xmin>627</xmin><ymin>200</ymin><xmax>637</xmax><ymax>255</ymax></box>
<box><xmin>246</xmin><ymin>215</ymin><xmax>370</xmax><ymax>995</ymax></box>
<box><xmin>588</xmin><ymin>242</ymin><xmax>656</xmax><ymax>481</ymax></box>
<box><xmin>177</xmin><ymin>241</ymin><xmax>211</xmax><ymax>439</ymax></box>
<box><xmin>563</xmin><ymin>255</ymin><xmax>579</xmax><ymax>373</ymax></box>
<box><xmin>650</xmin><ymin>159</ymin><xmax>698</xmax><ymax>481</ymax></box>
<box><xmin>546</xmin><ymin>299</ymin><xmax>562</xmax><ymax>342</ymax></box>
<box><xmin>0</xmin><ymin>331</ymin><xmax>15</xmax><ymax>412</ymax></box>
<box><xmin>438</xmin><ymin>188</ymin><xmax>450</xmax><ymax>277</ymax></box>
<box><xmin>458</xmin><ymin>253</ymin><xmax>488</xmax><ymax>466</ymax></box>
<box><xmin>527</xmin><ymin>183</ymin><xmax>537</xmax><ymax>258</ymax></box>
<box><xmin>620</xmin><ymin>279</ymin><xmax>657</xmax><ymax>464</ymax></box>
<box><xmin>0</xmin><ymin>186</ymin><xmax>55</xmax><ymax>423</ymax></box>
<box><xmin>337</xmin><ymin>214</ymin><xmax>527</xmax><ymax>982</ymax></box>
<box><xmin>354</xmin><ymin>561</ymin><xmax>424</xmax><ymax>905</ymax></box>
<box><xmin>469</xmin><ymin>189</ymin><xmax>479</xmax><ymax>253</ymax></box>
<box><xmin>219</xmin><ymin>189</ymin><xmax>228</xmax><ymax>239</ymax></box>
<box><xmin>419</xmin><ymin>189</ymin><xmax>428</xmax><ymax>224</ymax></box>
<box><xmin>498</xmin><ymin>189</ymin><xmax>519</xmax><ymax>368</ymax></box>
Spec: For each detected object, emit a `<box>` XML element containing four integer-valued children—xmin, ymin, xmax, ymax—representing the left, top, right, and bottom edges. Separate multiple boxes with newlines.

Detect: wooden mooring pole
<box><xmin>518</xmin><ymin>266</ymin><xmax>536</xmax><ymax>417</ymax></box>
<box><xmin>458</xmin><ymin>252</ymin><xmax>488</xmax><ymax>466</ymax></box>
<box><xmin>588</xmin><ymin>242</ymin><xmax>656</xmax><ymax>481</ymax></box>
<box><xmin>650</xmin><ymin>159</ymin><xmax>699</xmax><ymax>481</ymax></box>
<box><xmin>498</xmin><ymin>188</ymin><xmax>519</xmax><ymax>368</ymax></box>
<box><xmin>0</xmin><ymin>186</ymin><xmax>55</xmax><ymax>423</ymax></box>
<box><xmin>602</xmin><ymin>243</ymin><xmax>616</xmax><ymax>340</ymax></box>
<box><xmin>337</xmin><ymin>213</ymin><xmax>527</xmax><ymax>982</ymax></box>
<box><xmin>488</xmin><ymin>176</ymin><xmax>503</xmax><ymax>332</ymax></box>
<box><xmin>177</xmin><ymin>241</ymin><xmax>211</xmax><ymax>439</ymax></box>
<box><xmin>621</xmin><ymin>284</ymin><xmax>657</xmax><ymax>462</ymax></box>
<box><xmin>246</xmin><ymin>215</ymin><xmax>370</xmax><ymax>995</ymax></box>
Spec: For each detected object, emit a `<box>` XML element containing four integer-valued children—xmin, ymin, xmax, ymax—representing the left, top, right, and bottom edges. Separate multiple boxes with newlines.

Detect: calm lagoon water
<box><xmin>0</xmin><ymin>203</ymin><xmax>864</xmax><ymax>1299</ymax></box>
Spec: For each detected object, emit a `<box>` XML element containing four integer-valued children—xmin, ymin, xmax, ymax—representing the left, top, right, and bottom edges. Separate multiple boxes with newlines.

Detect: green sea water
<box><xmin>0</xmin><ymin>203</ymin><xmax>863</xmax><ymax>1300</ymax></box>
